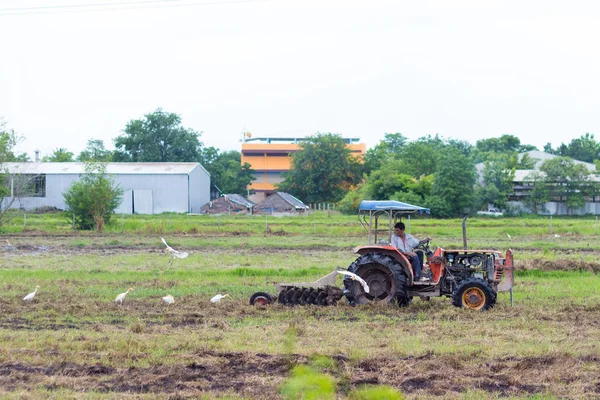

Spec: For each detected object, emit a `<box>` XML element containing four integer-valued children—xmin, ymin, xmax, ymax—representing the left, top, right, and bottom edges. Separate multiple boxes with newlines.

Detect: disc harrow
<box><xmin>277</xmin><ymin>286</ymin><xmax>343</xmax><ymax>306</ymax></box>
<box><xmin>249</xmin><ymin>270</ymin><xmax>344</xmax><ymax>306</ymax></box>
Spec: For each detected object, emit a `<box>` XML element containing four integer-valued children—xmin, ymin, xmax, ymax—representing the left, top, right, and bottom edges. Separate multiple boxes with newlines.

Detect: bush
<box><xmin>63</xmin><ymin>162</ymin><xmax>123</xmax><ymax>231</ymax></box>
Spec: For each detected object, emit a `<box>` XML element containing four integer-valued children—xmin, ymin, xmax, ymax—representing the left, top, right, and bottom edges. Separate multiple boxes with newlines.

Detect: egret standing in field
<box><xmin>23</xmin><ymin>285</ymin><xmax>40</xmax><ymax>302</ymax></box>
<box><xmin>210</xmin><ymin>293</ymin><xmax>229</xmax><ymax>303</ymax></box>
<box><xmin>115</xmin><ymin>288</ymin><xmax>133</xmax><ymax>304</ymax></box>
<box><xmin>337</xmin><ymin>270</ymin><xmax>370</xmax><ymax>293</ymax></box>
<box><xmin>160</xmin><ymin>237</ymin><xmax>189</xmax><ymax>265</ymax></box>
<box><xmin>162</xmin><ymin>295</ymin><xmax>175</xmax><ymax>305</ymax></box>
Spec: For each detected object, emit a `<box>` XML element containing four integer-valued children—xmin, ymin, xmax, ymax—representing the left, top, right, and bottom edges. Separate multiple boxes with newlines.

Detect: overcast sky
<box><xmin>1</xmin><ymin>0</ymin><xmax>600</xmax><ymax>160</ymax></box>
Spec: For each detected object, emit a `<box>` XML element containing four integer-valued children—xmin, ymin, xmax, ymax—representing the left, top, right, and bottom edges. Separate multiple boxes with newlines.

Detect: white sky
<box><xmin>1</xmin><ymin>0</ymin><xmax>600</xmax><ymax>159</ymax></box>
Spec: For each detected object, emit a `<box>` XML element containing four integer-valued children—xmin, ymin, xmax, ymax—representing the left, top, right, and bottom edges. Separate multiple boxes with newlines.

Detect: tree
<box><xmin>522</xmin><ymin>171</ymin><xmax>549</xmax><ymax>214</ymax></box>
<box><xmin>382</xmin><ymin>132</ymin><xmax>408</xmax><ymax>154</ymax></box>
<box><xmin>77</xmin><ymin>139</ymin><xmax>112</xmax><ymax>162</ymax></box>
<box><xmin>473</xmin><ymin>134</ymin><xmax>536</xmax><ymax>163</ymax></box>
<box><xmin>429</xmin><ymin>147</ymin><xmax>476</xmax><ymax>217</ymax></box>
<box><xmin>543</xmin><ymin>133</ymin><xmax>600</xmax><ymax>162</ymax></box>
<box><xmin>476</xmin><ymin>153</ymin><xmax>516</xmax><ymax>210</ymax></box>
<box><xmin>362</xmin><ymin>133</ymin><xmax>408</xmax><ymax>174</ymax></box>
<box><xmin>63</xmin><ymin>162</ymin><xmax>124</xmax><ymax>231</ymax></box>
<box><xmin>0</xmin><ymin>120</ymin><xmax>29</xmax><ymax>162</ymax></box>
<box><xmin>43</xmin><ymin>148</ymin><xmax>74</xmax><ymax>162</ymax></box>
<box><xmin>200</xmin><ymin>149</ymin><xmax>254</xmax><ymax>196</ymax></box>
<box><xmin>277</xmin><ymin>133</ymin><xmax>362</xmax><ymax>203</ymax></box>
<box><xmin>0</xmin><ymin>120</ymin><xmax>28</xmax><ymax>230</ymax></box>
<box><xmin>540</xmin><ymin>157</ymin><xmax>591</xmax><ymax>214</ymax></box>
<box><xmin>113</xmin><ymin>109</ymin><xmax>203</xmax><ymax>162</ymax></box>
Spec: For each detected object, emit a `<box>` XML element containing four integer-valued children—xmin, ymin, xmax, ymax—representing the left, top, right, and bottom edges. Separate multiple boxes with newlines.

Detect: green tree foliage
<box><xmin>362</xmin><ymin>133</ymin><xmax>407</xmax><ymax>174</ymax></box>
<box><xmin>0</xmin><ymin>120</ymin><xmax>28</xmax><ymax>229</ymax></box>
<box><xmin>43</xmin><ymin>147</ymin><xmax>74</xmax><ymax>162</ymax></box>
<box><xmin>277</xmin><ymin>133</ymin><xmax>362</xmax><ymax>203</ymax></box>
<box><xmin>113</xmin><ymin>109</ymin><xmax>202</xmax><ymax>162</ymax></box>
<box><xmin>0</xmin><ymin>121</ymin><xmax>29</xmax><ymax>162</ymax></box>
<box><xmin>365</xmin><ymin>159</ymin><xmax>432</xmax><ymax>201</ymax></box>
<box><xmin>540</xmin><ymin>157</ymin><xmax>591</xmax><ymax>213</ymax></box>
<box><xmin>200</xmin><ymin>149</ymin><xmax>254</xmax><ymax>195</ymax></box>
<box><xmin>523</xmin><ymin>171</ymin><xmax>549</xmax><ymax>214</ymax></box>
<box><xmin>544</xmin><ymin>133</ymin><xmax>600</xmax><ymax>163</ymax></box>
<box><xmin>396</xmin><ymin>135</ymin><xmax>471</xmax><ymax>178</ymax></box>
<box><xmin>337</xmin><ymin>183</ymin><xmax>370</xmax><ymax>214</ymax></box>
<box><xmin>77</xmin><ymin>139</ymin><xmax>113</xmax><ymax>162</ymax></box>
<box><xmin>429</xmin><ymin>147</ymin><xmax>476</xmax><ymax>217</ymax></box>
<box><xmin>63</xmin><ymin>163</ymin><xmax>124</xmax><ymax>231</ymax></box>
<box><xmin>473</xmin><ymin>134</ymin><xmax>536</xmax><ymax>163</ymax></box>
<box><xmin>476</xmin><ymin>153</ymin><xmax>516</xmax><ymax>210</ymax></box>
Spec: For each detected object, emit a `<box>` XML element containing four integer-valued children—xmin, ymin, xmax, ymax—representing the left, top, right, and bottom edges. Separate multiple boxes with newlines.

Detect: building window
<box><xmin>13</xmin><ymin>174</ymin><xmax>46</xmax><ymax>197</ymax></box>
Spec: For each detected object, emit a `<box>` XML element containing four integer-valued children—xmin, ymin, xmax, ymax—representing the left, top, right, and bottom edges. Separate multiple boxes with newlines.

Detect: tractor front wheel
<box><xmin>452</xmin><ymin>278</ymin><xmax>497</xmax><ymax>310</ymax></box>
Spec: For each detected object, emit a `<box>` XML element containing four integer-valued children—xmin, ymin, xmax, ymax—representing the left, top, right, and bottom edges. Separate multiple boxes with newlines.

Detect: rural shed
<box><xmin>1</xmin><ymin>162</ymin><xmax>210</xmax><ymax>214</ymax></box>
<box><xmin>201</xmin><ymin>194</ymin><xmax>255</xmax><ymax>214</ymax></box>
<box><xmin>253</xmin><ymin>192</ymin><xmax>309</xmax><ymax>215</ymax></box>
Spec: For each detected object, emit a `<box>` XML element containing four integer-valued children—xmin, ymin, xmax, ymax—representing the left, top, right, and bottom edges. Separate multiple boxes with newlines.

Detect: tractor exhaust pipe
<box><xmin>462</xmin><ymin>216</ymin><xmax>468</xmax><ymax>250</ymax></box>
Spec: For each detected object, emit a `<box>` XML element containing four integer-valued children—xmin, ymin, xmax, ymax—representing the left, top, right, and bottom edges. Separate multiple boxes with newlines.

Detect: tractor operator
<box><xmin>391</xmin><ymin>222</ymin><xmax>431</xmax><ymax>282</ymax></box>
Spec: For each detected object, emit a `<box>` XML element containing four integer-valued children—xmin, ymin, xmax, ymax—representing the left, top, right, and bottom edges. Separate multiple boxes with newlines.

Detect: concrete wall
<box><xmin>508</xmin><ymin>201</ymin><xmax>600</xmax><ymax>215</ymax></box>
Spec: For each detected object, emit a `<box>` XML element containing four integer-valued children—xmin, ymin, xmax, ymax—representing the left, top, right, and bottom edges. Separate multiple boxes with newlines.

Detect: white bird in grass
<box><xmin>337</xmin><ymin>270</ymin><xmax>370</xmax><ymax>294</ymax></box>
<box><xmin>23</xmin><ymin>285</ymin><xmax>40</xmax><ymax>302</ymax></box>
<box><xmin>162</xmin><ymin>295</ymin><xmax>175</xmax><ymax>305</ymax></box>
<box><xmin>507</xmin><ymin>233</ymin><xmax>512</xmax><ymax>240</ymax></box>
<box><xmin>210</xmin><ymin>293</ymin><xmax>229</xmax><ymax>303</ymax></box>
<box><xmin>161</xmin><ymin>237</ymin><xmax>189</xmax><ymax>265</ymax></box>
<box><xmin>115</xmin><ymin>288</ymin><xmax>133</xmax><ymax>304</ymax></box>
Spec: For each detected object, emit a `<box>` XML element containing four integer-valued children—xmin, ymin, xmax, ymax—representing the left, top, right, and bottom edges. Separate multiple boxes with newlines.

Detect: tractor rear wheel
<box><xmin>346</xmin><ymin>253</ymin><xmax>409</xmax><ymax>305</ymax></box>
<box><xmin>250</xmin><ymin>292</ymin><xmax>273</xmax><ymax>306</ymax></box>
<box><xmin>452</xmin><ymin>278</ymin><xmax>497</xmax><ymax>310</ymax></box>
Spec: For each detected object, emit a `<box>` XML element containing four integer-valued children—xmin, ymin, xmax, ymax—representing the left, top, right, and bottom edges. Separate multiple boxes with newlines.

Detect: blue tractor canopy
<box><xmin>358</xmin><ymin>200</ymin><xmax>430</xmax><ymax>244</ymax></box>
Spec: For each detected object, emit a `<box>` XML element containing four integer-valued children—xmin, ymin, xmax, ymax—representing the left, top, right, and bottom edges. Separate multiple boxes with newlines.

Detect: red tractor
<box><xmin>343</xmin><ymin>201</ymin><xmax>514</xmax><ymax>310</ymax></box>
<box><xmin>250</xmin><ymin>201</ymin><xmax>514</xmax><ymax>311</ymax></box>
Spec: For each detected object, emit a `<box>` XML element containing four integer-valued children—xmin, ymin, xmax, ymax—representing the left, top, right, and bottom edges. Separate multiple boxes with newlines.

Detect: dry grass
<box><xmin>1</xmin><ymin>233</ymin><xmax>599</xmax><ymax>399</ymax></box>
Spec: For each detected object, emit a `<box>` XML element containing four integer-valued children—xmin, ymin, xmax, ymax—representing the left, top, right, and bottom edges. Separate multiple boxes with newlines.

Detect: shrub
<box><xmin>63</xmin><ymin>162</ymin><xmax>123</xmax><ymax>231</ymax></box>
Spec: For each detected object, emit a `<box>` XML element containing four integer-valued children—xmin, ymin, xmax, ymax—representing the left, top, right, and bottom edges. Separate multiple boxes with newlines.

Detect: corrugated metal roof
<box><xmin>224</xmin><ymin>194</ymin><xmax>255</xmax><ymax>208</ymax></box>
<box><xmin>2</xmin><ymin>162</ymin><xmax>204</xmax><ymax>175</ymax></box>
<box><xmin>277</xmin><ymin>192</ymin><xmax>309</xmax><ymax>209</ymax></box>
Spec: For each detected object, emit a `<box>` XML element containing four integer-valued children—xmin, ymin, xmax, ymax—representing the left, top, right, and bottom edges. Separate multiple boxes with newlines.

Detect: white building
<box><xmin>1</xmin><ymin>162</ymin><xmax>210</xmax><ymax>214</ymax></box>
<box><xmin>477</xmin><ymin>150</ymin><xmax>600</xmax><ymax>215</ymax></box>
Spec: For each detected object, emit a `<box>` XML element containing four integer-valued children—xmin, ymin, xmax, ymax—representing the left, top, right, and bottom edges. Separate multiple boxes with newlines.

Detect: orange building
<box><xmin>241</xmin><ymin>136</ymin><xmax>366</xmax><ymax>203</ymax></box>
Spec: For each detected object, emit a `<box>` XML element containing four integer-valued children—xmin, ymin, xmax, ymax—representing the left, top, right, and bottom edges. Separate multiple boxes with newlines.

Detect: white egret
<box><xmin>161</xmin><ymin>237</ymin><xmax>189</xmax><ymax>265</ymax></box>
<box><xmin>210</xmin><ymin>293</ymin><xmax>229</xmax><ymax>303</ymax></box>
<box><xmin>337</xmin><ymin>270</ymin><xmax>370</xmax><ymax>294</ymax></box>
<box><xmin>162</xmin><ymin>295</ymin><xmax>175</xmax><ymax>305</ymax></box>
<box><xmin>23</xmin><ymin>285</ymin><xmax>40</xmax><ymax>302</ymax></box>
<box><xmin>115</xmin><ymin>288</ymin><xmax>133</xmax><ymax>304</ymax></box>
<box><xmin>506</xmin><ymin>233</ymin><xmax>512</xmax><ymax>240</ymax></box>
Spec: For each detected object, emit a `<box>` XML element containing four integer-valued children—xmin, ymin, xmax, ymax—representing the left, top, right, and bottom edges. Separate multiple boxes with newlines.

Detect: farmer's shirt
<box><xmin>391</xmin><ymin>233</ymin><xmax>419</xmax><ymax>253</ymax></box>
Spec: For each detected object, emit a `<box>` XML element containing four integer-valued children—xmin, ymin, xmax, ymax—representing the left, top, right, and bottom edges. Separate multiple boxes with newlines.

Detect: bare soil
<box><xmin>2</xmin><ymin>237</ymin><xmax>600</xmax><ymax>398</ymax></box>
<box><xmin>1</xmin><ymin>351</ymin><xmax>598</xmax><ymax>398</ymax></box>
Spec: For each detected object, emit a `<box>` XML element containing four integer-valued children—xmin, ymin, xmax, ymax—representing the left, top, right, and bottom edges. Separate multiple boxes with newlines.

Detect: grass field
<box><xmin>1</xmin><ymin>213</ymin><xmax>600</xmax><ymax>399</ymax></box>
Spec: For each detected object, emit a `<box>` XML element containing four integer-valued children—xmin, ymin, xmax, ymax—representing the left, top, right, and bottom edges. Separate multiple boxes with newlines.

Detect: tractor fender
<box><xmin>353</xmin><ymin>245</ymin><xmax>415</xmax><ymax>284</ymax></box>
